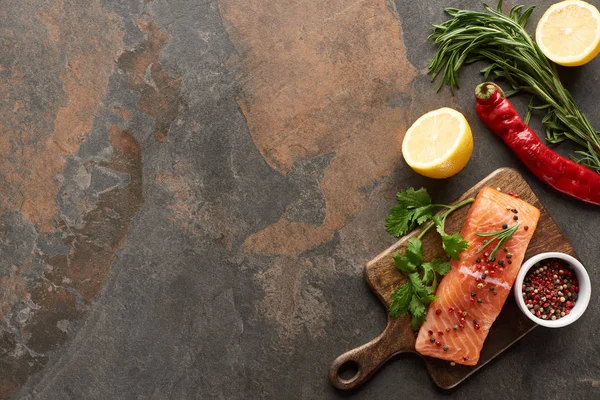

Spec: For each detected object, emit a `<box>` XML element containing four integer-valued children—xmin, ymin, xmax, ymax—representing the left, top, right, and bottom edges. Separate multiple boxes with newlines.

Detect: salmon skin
<box><xmin>415</xmin><ymin>187</ymin><xmax>540</xmax><ymax>366</ymax></box>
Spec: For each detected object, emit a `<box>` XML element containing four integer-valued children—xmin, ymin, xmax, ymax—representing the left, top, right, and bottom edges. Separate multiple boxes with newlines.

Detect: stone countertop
<box><xmin>2</xmin><ymin>0</ymin><xmax>599</xmax><ymax>398</ymax></box>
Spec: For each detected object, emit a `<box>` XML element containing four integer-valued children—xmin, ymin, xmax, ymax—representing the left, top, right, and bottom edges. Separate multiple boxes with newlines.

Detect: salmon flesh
<box><xmin>415</xmin><ymin>187</ymin><xmax>540</xmax><ymax>365</ymax></box>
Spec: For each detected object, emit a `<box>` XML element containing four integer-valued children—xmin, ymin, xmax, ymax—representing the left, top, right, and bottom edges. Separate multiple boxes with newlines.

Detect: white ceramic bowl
<box><xmin>514</xmin><ymin>252</ymin><xmax>591</xmax><ymax>328</ymax></box>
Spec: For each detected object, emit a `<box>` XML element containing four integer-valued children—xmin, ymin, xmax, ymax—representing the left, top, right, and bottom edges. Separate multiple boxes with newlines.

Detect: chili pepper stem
<box><xmin>475</xmin><ymin>82</ymin><xmax>505</xmax><ymax>101</ymax></box>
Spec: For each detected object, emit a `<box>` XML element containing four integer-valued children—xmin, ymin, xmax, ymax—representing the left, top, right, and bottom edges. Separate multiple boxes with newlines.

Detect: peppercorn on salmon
<box><xmin>415</xmin><ymin>187</ymin><xmax>540</xmax><ymax>365</ymax></box>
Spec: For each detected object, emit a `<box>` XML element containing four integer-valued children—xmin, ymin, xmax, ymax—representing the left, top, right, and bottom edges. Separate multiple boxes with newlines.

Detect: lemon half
<box><xmin>536</xmin><ymin>0</ymin><xmax>600</xmax><ymax>67</ymax></box>
<box><xmin>401</xmin><ymin>107</ymin><xmax>473</xmax><ymax>179</ymax></box>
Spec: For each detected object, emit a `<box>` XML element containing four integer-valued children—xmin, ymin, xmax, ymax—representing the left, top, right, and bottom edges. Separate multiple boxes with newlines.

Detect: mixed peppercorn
<box><xmin>522</xmin><ymin>259</ymin><xmax>579</xmax><ymax>321</ymax></box>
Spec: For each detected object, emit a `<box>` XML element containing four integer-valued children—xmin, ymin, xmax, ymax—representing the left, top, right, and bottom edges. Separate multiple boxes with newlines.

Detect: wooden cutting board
<box><xmin>329</xmin><ymin>168</ymin><xmax>578</xmax><ymax>390</ymax></box>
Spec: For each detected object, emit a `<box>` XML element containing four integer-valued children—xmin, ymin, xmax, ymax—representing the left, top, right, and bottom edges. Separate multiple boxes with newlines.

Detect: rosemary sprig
<box><xmin>475</xmin><ymin>222</ymin><xmax>521</xmax><ymax>261</ymax></box>
<box><xmin>428</xmin><ymin>0</ymin><xmax>600</xmax><ymax>172</ymax></box>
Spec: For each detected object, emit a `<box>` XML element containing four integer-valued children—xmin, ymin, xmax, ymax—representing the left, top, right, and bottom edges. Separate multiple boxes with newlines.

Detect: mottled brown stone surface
<box><xmin>1</xmin><ymin>0</ymin><xmax>599</xmax><ymax>399</ymax></box>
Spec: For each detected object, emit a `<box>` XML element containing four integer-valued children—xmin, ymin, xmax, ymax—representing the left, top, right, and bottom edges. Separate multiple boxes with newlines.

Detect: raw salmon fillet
<box><xmin>415</xmin><ymin>187</ymin><xmax>540</xmax><ymax>366</ymax></box>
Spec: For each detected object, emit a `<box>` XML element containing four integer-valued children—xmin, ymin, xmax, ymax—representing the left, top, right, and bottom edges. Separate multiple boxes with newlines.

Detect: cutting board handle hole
<box><xmin>336</xmin><ymin>360</ymin><xmax>360</xmax><ymax>383</ymax></box>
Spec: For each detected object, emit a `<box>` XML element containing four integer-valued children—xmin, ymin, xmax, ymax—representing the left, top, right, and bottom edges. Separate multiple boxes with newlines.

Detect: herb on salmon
<box><xmin>386</xmin><ymin>188</ymin><xmax>473</xmax><ymax>329</ymax></box>
<box><xmin>428</xmin><ymin>1</ymin><xmax>600</xmax><ymax>172</ymax></box>
<box><xmin>476</xmin><ymin>222</ymin><xmax>521</xmax><ymax>261</ymax></box>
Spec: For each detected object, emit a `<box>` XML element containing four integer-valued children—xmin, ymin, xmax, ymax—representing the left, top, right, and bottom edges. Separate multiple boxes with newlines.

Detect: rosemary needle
<box><xmin>428</xmin><ymin>1</ymin><xmax>600</xmax><ymax>172</ymax></box>
<box><xmin>475</xmin><ymin>222</ymin><xmax>521</xmax><ymax>261</ymax></box>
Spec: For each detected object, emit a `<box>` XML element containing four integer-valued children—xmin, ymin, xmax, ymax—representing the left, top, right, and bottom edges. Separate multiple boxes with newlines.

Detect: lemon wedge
<box><xmin>401</xmin><ymin>108</ymin><xmax>473</xmax><ymax>179</ymax></box>
<box><xmin>536</xmin><ymin>0</ymin><xmax>600</xmax><ymax>66</ymax></box>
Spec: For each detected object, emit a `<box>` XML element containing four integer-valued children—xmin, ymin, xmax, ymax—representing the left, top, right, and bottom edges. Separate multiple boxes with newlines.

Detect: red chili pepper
<box><xmin>475</xmin><ymin>82</ymin><xmax>600</xmax><ymax>206</ymax></box>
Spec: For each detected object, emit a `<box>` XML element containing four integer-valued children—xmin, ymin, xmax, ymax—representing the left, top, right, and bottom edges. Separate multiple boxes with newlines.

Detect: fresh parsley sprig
<box><xmin>385</xmin><ymin>187</ymin><xmax>473</xmax><ymax>261</ymax></box>
<box><xmin>389</xmin><ymin>268</ymin><xmax>435</xmax><ymax>330</ymax></box>
<box><xmin>432</xmin><ymin>214</ymin><xmax>469</xmax><ymax>260</ymax></box>
<box><xmin>385</xmin><ymin>188</ymin><xmax>434</xmax><ymax>237</ymax></box>
<box><xmin>388</xmin><ymin>238</ymin><xmax>452</xmax><ymax>330</ymax></box>
<box><xmin>386</xmin><ymin>187</ymin><xmax>474</xmax><ymax>330</ymax></box>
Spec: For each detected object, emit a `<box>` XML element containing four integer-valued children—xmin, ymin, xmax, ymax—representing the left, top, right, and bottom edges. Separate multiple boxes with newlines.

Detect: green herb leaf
<box><xmin>421</xmin><ymin>262</ymin><xmax>435</xmax><ymax>286</ymax></box>
<box><xmin>433</xmin><ymin>215</ymin><xmax>469</xmax><ymax>260</ymax></box>
<box><xmin>389</xmin><ymin>283</ymin><xmax>413</xmax><ymax>317</ymax></box>
<box><xmin>408</xmin><ymin>272</ymin><xmax>429</xmax><ymax>298</ymax></box>
<box><xmin>392</xmin><ymin>238</ymin><xmax>424</xmax><ymax>274</ymax></box>
<box><xmin>385</xmin><ymin>207</ymin><xmax>413</xmax><ymax>237</ymax></box>
<box><xmin>423</xmin><ymin>258</ymin><xmax>452</xmax><ymax>277</ymax></box>
<box><xmin>410</xmin><ymin>295</ymin><xmax>426</xmax><ymax>318</ymax></box>
<box><xmin>405</xmin><ymin>238</ymin><xmax>423</xmax><ymax>265</ymax></box>
<box><xmin>420</xmin><ymin>294</ymin><xmax>438</xmax><ymax>304</ymax></box>
<box><xmin>392</xmin><ymin>251</ymin><xmax>417</xmax><ymax>274</ymax></box>
<box><xmin>411</xmin><ymin>313</ymin><xmax>426</xmax><ymax>331</ymax></box>
<box><xmin>422</xmin><ymin>258</ymin><xmax>450</xmax><ymax>293</ymax></box>
<box><xmin>396</xmin><ymin>187</ymin><xmax>432</xmax><ymax>211</ymax></box>
<box><xmin>385</xmin><ymin>188</ymin><xmax>433</xmax><ymax>236</ymax></box>
<box><xmin>441</xmin><ymin>233</ymin><xmax>470</xmax><ymax>260</ymax></box>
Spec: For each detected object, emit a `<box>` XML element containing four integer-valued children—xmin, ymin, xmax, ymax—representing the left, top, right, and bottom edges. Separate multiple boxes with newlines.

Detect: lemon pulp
<box><xmin>402</xmin><ymin>107</ymin><xmax>473</xmax><ymax>179</ymax></box>
<box><xmin>536</xmin><ymin>0</ymin><xmax>600</xmax><ymax>66</ymax></box>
